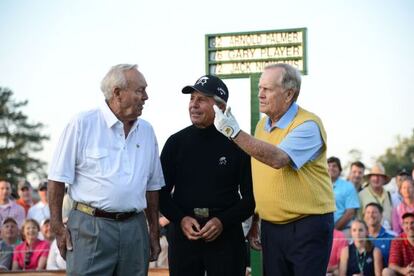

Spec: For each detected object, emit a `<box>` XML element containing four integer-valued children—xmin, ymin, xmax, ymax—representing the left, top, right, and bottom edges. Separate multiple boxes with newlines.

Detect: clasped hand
<box><xmin>180</xmin><ymin>216</ymin><xmax>223</xmax><ymax>242</ymax></box>
<box><xmin>213</xmin><ymin>105</ymin><xmax>241</xmax><ymax>139</ymax></box>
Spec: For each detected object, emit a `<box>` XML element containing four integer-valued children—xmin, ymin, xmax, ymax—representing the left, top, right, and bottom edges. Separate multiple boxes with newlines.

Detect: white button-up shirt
<box><xmin>48</xmin><ymin>100</ymin><xmax>165</xmax><ymax>212</ymax></box>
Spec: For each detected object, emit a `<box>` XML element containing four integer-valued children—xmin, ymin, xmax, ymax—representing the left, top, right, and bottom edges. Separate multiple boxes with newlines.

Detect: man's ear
<box><xmin>285</xmin><ymin>89</ymin><xmax>295</xmax><ymax>103</ymax></box>
<box><xmin>113</xmin><ymin>87</ymin><xmax>121</xmax><ymax>100</ymax></box>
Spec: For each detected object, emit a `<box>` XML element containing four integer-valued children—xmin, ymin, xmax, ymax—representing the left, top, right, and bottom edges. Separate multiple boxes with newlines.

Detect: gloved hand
<box><xmin>213</xmin><ymin>105</ymin><xmax>241</xmax><ymax>139</ymax></box>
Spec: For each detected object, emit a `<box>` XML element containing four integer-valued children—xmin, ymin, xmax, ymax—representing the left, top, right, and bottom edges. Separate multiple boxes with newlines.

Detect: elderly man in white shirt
<box><xmin>48</xmin><ymin>64</ymin><xmax>165</xmax><ymax>276</ymax></box>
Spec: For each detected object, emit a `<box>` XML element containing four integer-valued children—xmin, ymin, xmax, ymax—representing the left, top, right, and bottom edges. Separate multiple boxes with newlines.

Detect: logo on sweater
<box><xmin>218</xmin><ymin>156</ymin><xmax>227</xmax><ymax>165</ymax></box>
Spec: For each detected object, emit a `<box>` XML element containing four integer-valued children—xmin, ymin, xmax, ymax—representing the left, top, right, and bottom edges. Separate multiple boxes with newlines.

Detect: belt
<box><xmin>73</xmin><ymin>202</ymin><xmax>137</xmax><ymax>221</ymax></box>
<box><xmin>192</xmin><ymin>207</ymin><xmax>224</xmax><ymax>219</ymax></box>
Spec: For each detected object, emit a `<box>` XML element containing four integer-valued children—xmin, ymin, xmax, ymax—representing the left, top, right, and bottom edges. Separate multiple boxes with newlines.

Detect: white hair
<box><xmin>265</xmin><ymin>63</ymin><xmax>302</xmax><ymax>102</ymax></box>
<box><xmin>100</xmin><ymin>64</ymin><xmax>138</xmax><ymax>100</ymax></box>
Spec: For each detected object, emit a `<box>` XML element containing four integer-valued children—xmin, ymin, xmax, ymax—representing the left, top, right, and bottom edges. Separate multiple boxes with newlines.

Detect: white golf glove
<box><xmin>213</xmin><ymin>105</ymin><xmax>241</xmax><ymax>139</ymax></box>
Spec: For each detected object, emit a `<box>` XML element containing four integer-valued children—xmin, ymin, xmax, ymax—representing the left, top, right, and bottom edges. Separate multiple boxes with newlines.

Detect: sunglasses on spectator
<box><xmin>24</xmin><ymin>250</ymin><xmax>32</xmax><ymax>267</ymax></box>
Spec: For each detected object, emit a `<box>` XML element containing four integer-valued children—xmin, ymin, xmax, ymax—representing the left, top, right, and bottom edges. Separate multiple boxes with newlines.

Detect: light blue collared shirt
<box><xmin>264</xmin><ymin>103</ymin><xmax>323</xmax><ymax>170</ymax></box>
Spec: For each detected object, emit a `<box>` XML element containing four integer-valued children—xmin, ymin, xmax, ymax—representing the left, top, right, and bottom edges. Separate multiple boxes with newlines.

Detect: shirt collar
<box><xmin>264</xmin><ymin>102</ymin><xmax>298</xmax><ymax>132</ymax></box>
<box><xmin>100</xmin><ymin>100</ymin><xmax>119</xmax><ymax>128</ymax></box>
<box><xmin>368</xmin><ymin>185</ymin><xmax>386</xmax><ymax>201</ymax></box>
<box><xmin>376</xmin><ymin>227</ymin><xmax>386</xmax><ymax>237</ymax></box>
<box><xmin>99</xmin><ymin>100</ymin><xmax>139</xmax><ymax>131</ymax></box>
<box><xmin>401</xmin><ymin>233</ymin><xmax>414</xmax><ymax>247</ymax></box>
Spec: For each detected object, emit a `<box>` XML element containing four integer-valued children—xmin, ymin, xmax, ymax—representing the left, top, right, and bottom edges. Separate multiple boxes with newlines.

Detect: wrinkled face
<box><xmin>364</xmin><ymin>206</ymin><xmax>382</xmax><ymax>227</ymax></box>
<box><xmin>188</xmin><ymin>91</ymin><xmax>217</xmax><ymax>128</ymax></box>
<box><xmin>117</xmin><ymin>69</ymin><xmax>148</xmax><ymax>121</ymax></box>
<box><xmin>351</xmin><ymin>221</ymin><xmax>368</xmax><ymax>244</ymax></box>
<box><xmin>18</xmin><ymin>187</ymin><xmax>32</xmax><ymax>202</ymax></box>
<box><xmin>403</xmin><ymin>216</ymin><xmax>414</xmax><ymax>238</ymax></box>
<box><xmin>258</xmin><ymin>68</ymin><xmax>293</xmax><ymax>122</ymax></box>
<box><xmin>328</xmin><ymin>162</ymin><xmax>341</xmax><ymax>182</ymax></box>
<box><xmin>0</xmin><ymin>181</ymin><xmax>11</xmax><ymax>201</ymax></box>
<box><xmin>23</xmin><ymin>222</ymin><xmax>39</xmax><ymax>240</ymax></box>
<box><xmin>350</xmin><ymin>165</ymin><xmax>364</xmax><ymax>185</ymax></box>
<box><xmin>369</xmin><ymin>174</ymin><xmax>386</xmax><ymax>189</ymax></box>
<box><xmin>400</xmin><ymin>180</ymin><xmax>414</xmax><ymax>199</ymax></box>
<box><xmin>1</xmin><ymin>222</ymin><xmax>18</xmax><ymax>240</ymax></box>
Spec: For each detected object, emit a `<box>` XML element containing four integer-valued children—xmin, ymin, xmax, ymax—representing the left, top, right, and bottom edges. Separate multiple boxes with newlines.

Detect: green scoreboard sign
<box><xmin>206</xmin><ymin>28</ymin><xmax>308</xmax><ymax>77</ymax></box>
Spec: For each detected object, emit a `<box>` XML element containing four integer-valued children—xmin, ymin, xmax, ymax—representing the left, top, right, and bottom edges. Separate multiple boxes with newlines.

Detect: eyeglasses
<box><xmin>24</xmin><ymin>250</ymin><xmax>32</xmax><ymax>267</ymax></box>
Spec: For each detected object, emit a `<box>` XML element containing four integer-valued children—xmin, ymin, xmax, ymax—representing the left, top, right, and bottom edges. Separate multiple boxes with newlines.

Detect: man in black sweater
<box><xmin>159</xmin><ymin>75</ymin><xmax>255</xmax><ymax>276</ymax></box>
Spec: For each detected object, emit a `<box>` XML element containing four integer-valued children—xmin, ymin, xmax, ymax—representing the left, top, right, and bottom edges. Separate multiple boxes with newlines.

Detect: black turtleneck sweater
<box><xmin>159</xmin><ymin>124</ymin><xmax>254</xmax><ymax>229</ymax></box>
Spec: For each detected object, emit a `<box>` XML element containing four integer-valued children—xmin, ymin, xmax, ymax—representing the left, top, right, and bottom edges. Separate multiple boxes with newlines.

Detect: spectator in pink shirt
<box><xmin>12</xmin><ymin>219</ymin><xmax>50</xmax><ymax>271</ymax></box>
<box><xmin>392</xmin><ymin>178</ymin><xmax>414</xmax><ymax>234</ymax></box>
<box><xmin>327</xmin><ymin>229</ymin><xmax>348</xmax><ymax>275</ymax></box>
<box><xmin>0</xmin><ymin>180</ymin><xmax>25</xmax><ymax>229</ymax></box>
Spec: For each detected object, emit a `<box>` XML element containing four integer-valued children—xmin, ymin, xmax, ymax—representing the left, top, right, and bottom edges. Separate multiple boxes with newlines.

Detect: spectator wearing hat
<box><xmin>0</xmin><ymin>218</ymin><xmax>21</xmax><ymax>271</ymax></box>
<box><xmin>383</xmin><ymin>212</ymin><xmax>414</xmax><ymax>275</ymax></box>
<box><xmin>40</xmin><ymin>218</ymin><xmax>54</xmax><ymax>242</ymax></box>
<box><xmin>358</xmin><ymin>164</ymin><xmax>394</xmax><ymax>231</ymax></box>
<box><xmin>27</xmin><ymin>181</ymin><xmax>50</xmax><ymax>226</ymax></box>
<box><xmin>0</xmin><ymin>180</ymin><xmax>25</xmax><ymax>229</ymax></box>
<box><xmin>160</xmin><ymin>74</ymin><xmax>255</xmax><ymax>276</ymax></box>
<box><xmin>16</xmin><ymin>180</ymin><xmax>34</xmax><ymax>215</ymax></box>
<box><xmin>328</xmin><ymin>156</ymin><xmax>360</xmax><ymax>237</ymax></box>
<box><xmin>392</xmin><ymin>178</ymin><xmax>414</xmax><ymax>234</ymax></box>
<box><xmin>364</xmin><ymin>202</ymin><xmax>395</xmax><ymax>267</ymax></box>
<box><xmin>1</xmin><ymin>217</ymin><xmax>21</xmax><ymax>246</ymax></box>
<box><xmin>347</xmin><ymin>161</ymin><xmax>366</xmax><ymax>192</ymax></box>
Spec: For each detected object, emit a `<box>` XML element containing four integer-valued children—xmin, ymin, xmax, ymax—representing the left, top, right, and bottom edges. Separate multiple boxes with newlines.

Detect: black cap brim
<box><xmin>182</xmin><ymin>85</ymin><xmax>215</xmax><ymax>97</ymax></box>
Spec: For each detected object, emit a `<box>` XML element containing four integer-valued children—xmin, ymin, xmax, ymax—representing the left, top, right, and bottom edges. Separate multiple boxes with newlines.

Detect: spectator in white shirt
<box><xmin>27</xmin><ymin>181</ymin><xmax>50</xmax><ymax>225</ymax></box>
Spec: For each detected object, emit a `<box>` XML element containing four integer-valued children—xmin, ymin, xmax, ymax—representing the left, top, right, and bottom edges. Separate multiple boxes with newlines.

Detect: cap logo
<box><xmin>217</xmin><ymin>87</ymin><xmax>226</xmax><ymax>96</ymax></box>
<box><xmin>196</xmin><ymin>76</ymin><xmax>209</xmax><ymax>86</ymax></box>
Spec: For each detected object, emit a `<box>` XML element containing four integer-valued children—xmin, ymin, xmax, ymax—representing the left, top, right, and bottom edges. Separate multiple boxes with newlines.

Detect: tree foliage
<box><xmin>378</xmin><ymin>130</ymin><xmax>414</xmax><ymax>176</ymax></box>
<box><xmin>0</xmin><ymin>87</ymin><xmax>49</xmax><ymax>188</ymax></box>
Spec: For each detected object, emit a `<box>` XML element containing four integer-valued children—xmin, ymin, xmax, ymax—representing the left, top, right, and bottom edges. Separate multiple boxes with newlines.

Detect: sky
<box><xmin>1</xmin><ymin>0</ymin><xmax>413</xmax><ymax>183</ymax></box>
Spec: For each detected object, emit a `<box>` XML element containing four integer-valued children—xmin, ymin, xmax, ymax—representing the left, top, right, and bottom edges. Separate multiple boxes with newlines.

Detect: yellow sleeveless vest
<box><xmin>252</xmin><ymin>107</ymin><xmax>335</xmax><ymax>223</ymax></box>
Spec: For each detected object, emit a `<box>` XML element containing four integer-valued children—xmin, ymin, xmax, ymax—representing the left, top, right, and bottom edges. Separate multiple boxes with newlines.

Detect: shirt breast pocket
<box><xmin>85</xmin><ymin>148</ymin><xmax>110</xmax><ymax>175</ymax></box>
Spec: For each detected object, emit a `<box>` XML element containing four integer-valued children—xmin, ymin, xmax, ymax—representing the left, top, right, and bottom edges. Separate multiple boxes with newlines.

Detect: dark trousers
<box><xmin>167</xmin><ymin>221</ymin><xmax>246</xmax><ymax>276</ymax></box>
<box><xmin>261</xmin><ymin>213</ymin><xmax>334</xmax><ymax>276</ymax></box>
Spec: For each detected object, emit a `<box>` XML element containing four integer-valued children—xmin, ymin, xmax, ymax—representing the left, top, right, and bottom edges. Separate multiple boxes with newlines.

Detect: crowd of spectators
<box><xmin>1</xmin><ymin>159</ymin><xmax>414</xmax><ymax>275</ymax></box>
<box><xmin>328</xmin><ymin>158</ymin><xmax>414</xmax><ymax>276</ymax></box>
<box><xmin>0</xmin><ymin>179</ymin><xmax>66</xmax><ymax>271</ymax></box>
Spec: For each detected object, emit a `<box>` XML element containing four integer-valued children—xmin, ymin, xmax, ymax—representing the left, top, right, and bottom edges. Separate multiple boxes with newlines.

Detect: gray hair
<box><xmin>213</xmin><ymin>95</ymin><xmax>227</xmax><ymax>106</ymax></box>
<box><xmin>100</xmin><ymin>64</ymin><xmax>138</xmax><ymax>100</ymax></box>
<box><xmin>265</xmin><ymin>63</ymin><xmax>302</xmax><ymax>102</ymax></box>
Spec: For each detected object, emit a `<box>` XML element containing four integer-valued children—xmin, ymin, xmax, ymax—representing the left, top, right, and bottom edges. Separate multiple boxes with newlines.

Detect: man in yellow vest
<box><xmin>214</xmin><ymin>63</ymin><xmax>335</xmax><ymax>275</ymax></box>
